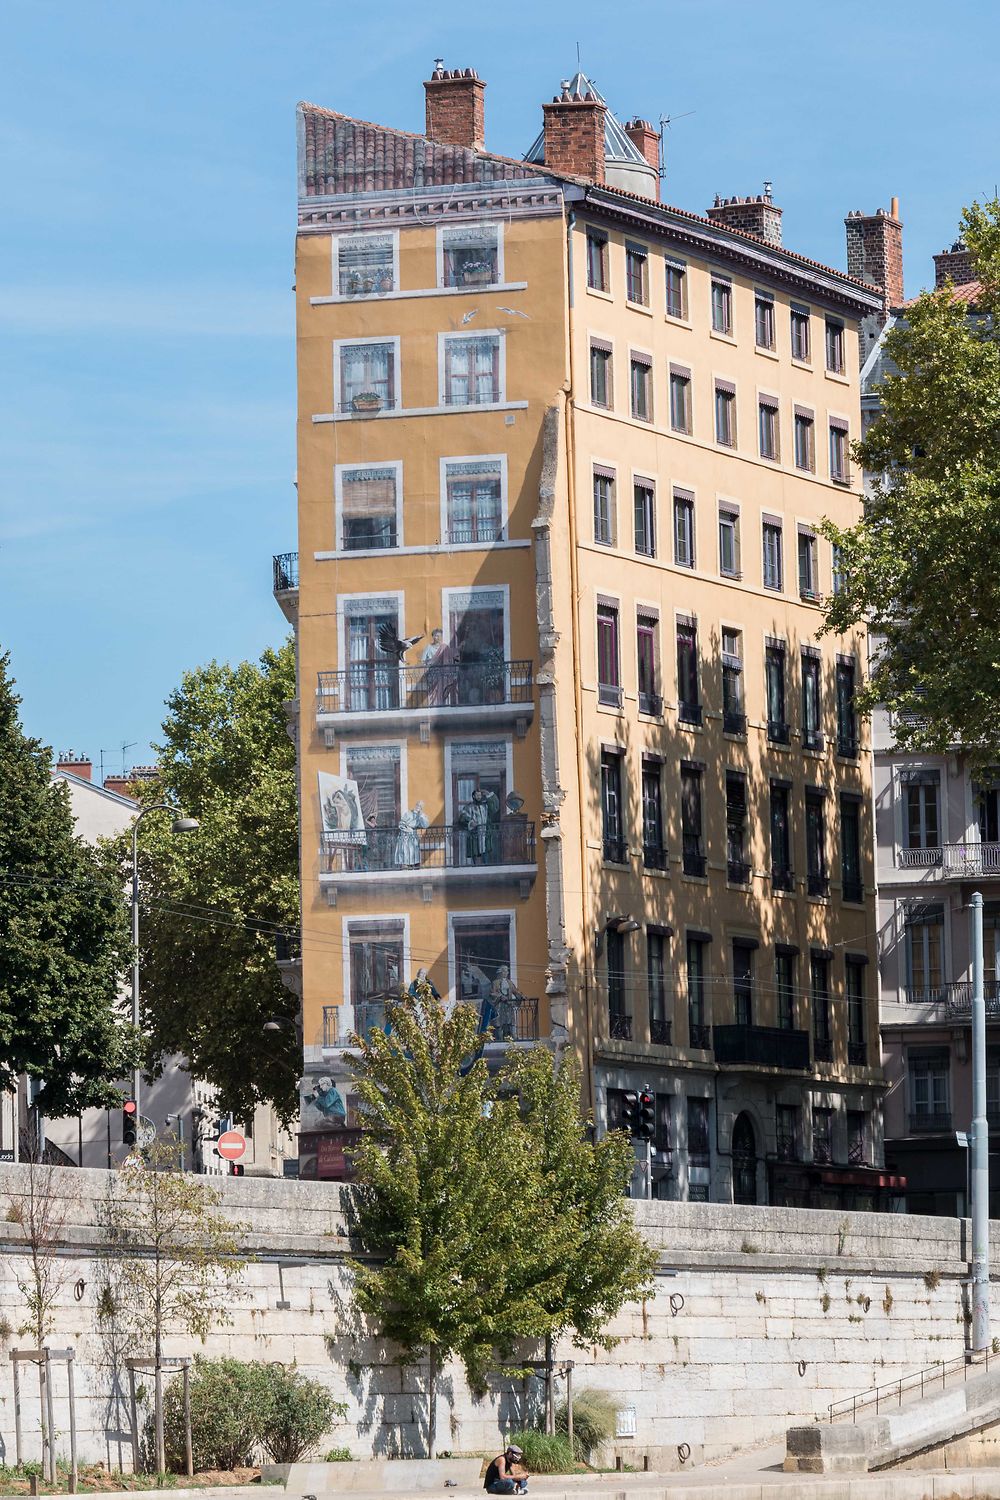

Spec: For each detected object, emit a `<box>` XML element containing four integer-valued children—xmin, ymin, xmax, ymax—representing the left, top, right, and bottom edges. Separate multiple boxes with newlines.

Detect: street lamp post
<box><xmin>971</xmin><ymin>890</ymin><xmax>990</xmax><ymax>1353</ymax></box>
<box><xmin>131</xmin><ymin>805</ymin><xmax>198</xmax><ymax>1121</ymax></box>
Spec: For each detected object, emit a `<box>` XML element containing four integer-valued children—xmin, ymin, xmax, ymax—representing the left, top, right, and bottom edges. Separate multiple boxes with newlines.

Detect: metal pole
<box><xmin>67</xmin><ymin>1351</ymin><xmax>78</xmax><ymax>1492</ymax></box>
<box><xmin>44</xmin><ymin>1349</ymin><xmax>55</xmax><ymax>1484</ymax></box>
<box><xmin>183</xmin><ymin>1360</ymin><xmax>193</xmax><ymax>1478</ymax></box>
<box><xmin>12</xmin><ymin>1355</ymin><xmax>23</xmax><ymax>1467</ymax></box>
<box><xmin>132</xmin><ymin>817</ymin><xmax>142</xmax><ymax>1118</ymax></box>
<box><xmin>128</xmin><ymin>1364</ymin><xmax>140</xmax><ymax>1475</ymax></box>
<box><xmin>972</xmin><ymin>890</ymin><xmax>990</xmax><ymax>1354</ymax></box>
<box><xmin>566</xmin><ymin>1362</ymin><xmax>574</xmax><ymax>1456</ymax></box>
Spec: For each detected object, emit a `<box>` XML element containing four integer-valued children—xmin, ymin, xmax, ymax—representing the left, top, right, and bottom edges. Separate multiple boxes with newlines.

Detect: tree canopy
<box><xmin>105</xmin><ymin>642</ymin><xmax>300</xmax><ymax>1124</ymax></box>
<box><xmin>821</xmin><ymin>199</ymin><xmax>1000</xmax><ymax>767</ymax></box>
<box><xmin>0</xmin><ymin>651</ymin><xmax>136</xmax><ymax>1116</ymax></box>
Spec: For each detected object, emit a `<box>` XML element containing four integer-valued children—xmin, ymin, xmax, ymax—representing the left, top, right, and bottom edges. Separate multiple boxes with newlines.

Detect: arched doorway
<box><xmin>732</xmin><ymin>1113</ymin><xmax>758</xmax><ymax>1205</ymax></box>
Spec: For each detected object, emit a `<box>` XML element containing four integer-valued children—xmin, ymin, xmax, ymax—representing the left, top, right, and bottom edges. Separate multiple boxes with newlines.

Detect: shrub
<box><xmin>160</xmin><ymin>1357</ymin><xmax>346</xmax><ymax>1472</ymax></box>
<box><xmin>555</xmin><ymin>1388</ymin><xmax>616</xmax><ymax>1461</ymax></box>
<box><xmin>325</xmin><ymin>1447</ymin><xmax>353</xmax><ymax>1462</ymax></box>
<box><xmin>508</xmin><ymin>1430</ymin><xmax>575</xmax><ymax>1474</ymax></box>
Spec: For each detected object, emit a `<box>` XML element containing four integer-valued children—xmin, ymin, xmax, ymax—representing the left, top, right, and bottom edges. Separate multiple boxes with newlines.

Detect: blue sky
<box><xmin>2</xmin><ymin>0</ymin><xmax>997</xmax><ymax>773</ymax></box>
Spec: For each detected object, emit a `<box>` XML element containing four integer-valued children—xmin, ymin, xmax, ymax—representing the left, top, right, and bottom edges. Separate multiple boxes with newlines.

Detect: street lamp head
<box><xmin>262</xmin><ymin>1019</ymin><xmax>285</xmax><ymax>1033</ymax></box>
<box><xmin>171</xmin><ymin>817</ymin><xmax>199</xmax><ymax>834</ymax></box>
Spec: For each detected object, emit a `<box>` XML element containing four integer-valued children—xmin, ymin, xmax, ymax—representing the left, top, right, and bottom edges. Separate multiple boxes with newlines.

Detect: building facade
<box><xmin>289</xmin><ymin>65</ymin><xmax>888</xmax><ymax>1205</ymax></box>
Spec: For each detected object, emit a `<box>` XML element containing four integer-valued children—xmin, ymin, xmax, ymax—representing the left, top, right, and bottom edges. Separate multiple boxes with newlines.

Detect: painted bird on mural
<box><xmin>377</xmin><ymin>622</ymin><xmax>424</xmax><ymax>661</ymax></box>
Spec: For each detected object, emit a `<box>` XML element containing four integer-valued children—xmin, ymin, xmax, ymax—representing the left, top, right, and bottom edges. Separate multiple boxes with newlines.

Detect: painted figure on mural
<box><xmin>420</xmin><ymin>627</ymin><xmax>457</xmax><ymax>706</ymax></box>
<box><xmin>460</xmin><ymin>786</ymin><xmax>500</xmax><ymax>863</ymax></box>
<box><xmin>407</xmin><ymin>966</ymin><xmax>441</xmax><ymax>1000</ymax></box>
<box><xmin>490</xmin><ymin>964</ymin><xmax>522</xmax><ymax>1041</ymax></box>
<box><xmin>394</xmin><ymin>801</ymin><xmax>428</xmax><ymax>867</ymax></box>
<box><xmin>303</xmin><ymin>1075</ymin><xmax>347</xmax><ymax>1123</ymax></box>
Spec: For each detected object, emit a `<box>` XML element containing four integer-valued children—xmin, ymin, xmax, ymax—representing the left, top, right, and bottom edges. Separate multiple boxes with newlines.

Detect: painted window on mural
<box><xmin>453</xmin><ymin>915</ymin><xmax>527</xmax><ymax>1040</ymax></box>
<box><xmin>444</xmin><ymin>458</ymin><xmax>504</xmax><ymax>544</ymax></box>
<box><xmin>450</xmin><ymin>739</ymin><xmax>528</xmax><ymax>867</ymax></box>
<box><xmin>349</xmin><ymin>920</ymin><xmax>404</xmax><ymax>1036</ymax></box>
<box><xmin>403</xmin><ymin>588</ymin><xmax>512</xmax><ymax>710</ymax></box>
<box><xmin>344</xmin><ymin>745</ymin><xmax>402</xmax><ymax>829</ymax></box>
<box><xmin>344</xmin><ymin>598</ymin><xmax>402</xmax><ymax>712</ymax></box>
<box><xmin>337</xmin><ymin>232</ymin><xmax>395</xmax><ymax>296</ymax></box>
<box><xmin>441</xmin><ymin>223</ymin><xmax>501</xmax><ymax>288</ymax></box>
<box><xmin>442</xmin><ymin>334</ymin><xmax>501</xmax><ymax>406</ymax></box>
<box><xmin>339</xmin><ymin>340</ymin><xmax>396</xmax><ymax>412</ymax></box>
<box><xmin>339</xmin><ymin>465</ymin><xmax>399</xmax><ymax>550</ymax></box>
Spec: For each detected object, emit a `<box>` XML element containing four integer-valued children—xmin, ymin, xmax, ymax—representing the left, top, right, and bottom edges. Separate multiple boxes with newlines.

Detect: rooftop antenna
<box><xmin>120</xmin><ymin>740</ymin><xmax>137</xmax><ymax>776</ymax></box>
<box><xmin>576</xmin><ymin>40</ymin><xmax>581</xmax><ymax>70</ymax></box>
<box><xmin>658</xmin><ymin>110</ymin><xmax>695</xmax><ymax>180</ymax></box>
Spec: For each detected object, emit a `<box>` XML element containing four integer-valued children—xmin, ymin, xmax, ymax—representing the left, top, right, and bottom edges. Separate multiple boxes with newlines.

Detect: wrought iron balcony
<box><xmin>603</xmin><ymin>835</ymin><xmax>629</xmax><ymax>865</ymax></box>
<box><xmin>643</xmin><ymin>842</ymin><xmax>668</xmax><ymax>871</ymax></box>
<box><xmin>842</xmin><ymin>875</ymin><xmax>864</xmax><ymax>903</ymax></box>
<box><xmin>713</xmin><ymin>1023</ymin><xmax>810</xmax><ymax>1071</ymax></box>
<box><xmin>813</xmin><ymin>1138</ymin><xmax>833</xmax><ymax>1165</ymax></box>
<box><xmin>772</xmin><ymin>864</ymin><xmax>795</xmax><ymax>892</ymax></box>
<box><xmin>609</xmin><ymin>1011</ymin><xmax>632</xmax><ymax>1042</ymax></box>
<box><xmin>272</xmin><ymin>552</ymin><xmax>298</xmax><ymax>622</ymax></box>
<box><xmin>639</xmin><ymin>691</ymin><xmax>663</xmax><ymax>717</ymax></box>
<box><xmin>837</xmin><ymin>730</ymin><xmax>859</xmax><ymax>758</ymax></box>
<box><xmin>727</xmin><ymin>858</ymin><xmax>751</xmax><ymax>886</ymax></box>
<box><xmin>808</xmin><ymin>872</ymin><xmax>830</xmax><ymax>898</ymax></box>
<box><xmin>316</xmin><ymin>660</ymin><xmax>534</xmax><ymax>731</ymax></box>
<box><xmin>813</xmin><ymin>1036</ymin><xmax>834</xmax><ymax>1063</ymax></box>
<box><xmin>650</xmin><ymin>1016</ymin><xmax>672</xmax><ymax>1045</ymax></box>
<box><xmin>847</xmin><ymin>1041</ymin><xmax>868</xmax><ymax>1066</ymax></box>
<box><xmin>320</xmin><ymin>821</ymin><xmax>536</xmax><ymax>884</ymax></box>
<box><xmin>768</xmin><ymin>719</ymin><xmax>791</xmax><ymax>745</ymax></box>
<box><xmin>723</xmin><ymin>710</ymin><xmax>747</xmax><ymax>736</ymax></box>
<box><xmin>909</xmin><ymin>1110</ymin><xmax>952</xmax><ymax>1134</ymax></box>
<box><xmin>689</xmin><ymin>1022</ymin><xmax>712</xmax><ymax>1050</ymax></box>
<box><xmin>904</xmin><ymin>981</ymin><xmax>1000</xmax><ymax>1017</ymax></box>
<box><xmin>802</xmin><ymin>728</ymin><xmax>825</xmax><ymax>751</ymax></box>
<box><xmin>898</xmin><ymin>846</ymin><xmax>943</xmax><ymax>869</ymax></box>
<box><xmin>775</xmin><ymin>1136</ymin><xmax>799</xmax><ymax>1163</ymax></box>
<box><xmin>444</xmin><ymin>523</ymin><xmax>506</xmax><ymax>546</ymax></box>
<box><xmin>324</xmin><ymin>994</ymin><xmax>539</xmax><ymax>1048</ymax></box>
<box><xmin>899</xmin><ymin>843</ymin><xmax>1000</xmax><ymax>878</ymax></box>
<box><xmin>683</xmin><ymin>836</ymin><xmax>707</xmax><ymax>878</ymax></box>
<box><xmin>678</xmin><ymin>700</ymin><xmax>703</xmax><ymax>727</ymax></box>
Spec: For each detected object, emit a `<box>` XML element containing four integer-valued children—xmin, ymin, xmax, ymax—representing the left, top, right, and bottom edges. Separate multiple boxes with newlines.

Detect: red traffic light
<box><xmin>123</xmin><ymin>1099</ymin><xmax>137</xmax><ymax>1115</ymax></box>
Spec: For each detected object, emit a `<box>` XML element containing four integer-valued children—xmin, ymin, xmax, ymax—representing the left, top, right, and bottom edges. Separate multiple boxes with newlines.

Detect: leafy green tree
<box><xmin>348</xmin><ymin>985</ymin><xmax>563</xmax><ymax>1458</ymax></box>
<box><xmin>0</xmin><ymin>651</ymin><xmax>136</xmax><ymax>1116</ymax></box>
<box><xmin>821</xmin><ymin>199</ymin><xmax>1000</xmax><ymax>767</ymax></box>
<box><xmin>502</xmin><ymin>1049</ymin><xmax>657</xmax><ymax>1430</ymax></box>
<box><xmin>105</xmin><ymin>642</ymin><xmax>299</xmax><ymax>1123</ymax></box>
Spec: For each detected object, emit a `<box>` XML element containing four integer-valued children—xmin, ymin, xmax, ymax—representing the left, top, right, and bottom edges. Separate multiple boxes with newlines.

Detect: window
<box><xmin>825</xmin><ymin>318</ymin><xmax>845</xmax><ymax>375</ymax></box>
<box><xmin>606</xmin><ymin>929</ymin><xmax>628</xmax><ymax>1036</ymax></box>
<box><xmin>762</xmin><ymin>518</ymin><xmax>783</xmax><ymax>591</ymax></box>
<box><xmin>798</xmin><ymin>528</ymin><xmax>818</xmax><ymax>598</ymax></box>
<box><xmin>711</xmin><ymin>278</ymin><xmax>733</xmax><ymax>335</ymax></box>
<box><xmin>676</xmin><ymin>621</ymin><xmax>701</xmax><ymax>725</ymax></box>
<box><xmin>442</xmin><ymin>333</ymin><xmax>501</xmax><ymax>406</ymax></box>
<box><xmin>338</xmin><ymin>464</ymin><xmax>400</xmax><ymax>550</ymax></box>
<box><xmin>600</xmin><ymin>749</ymin><xmax>626</xmax><ymax>862</ymax></box>
<box><xmin>718</xmin><ymin>506</ymin><xmax>740</xmax><ymax>577</ymax></box>
<box><xmin>586</xmin><ymin>229</ymin><xmax>608</xmax><ymax>291</ymax></box>
<box><xmin>722</xmin><ymin>628</ymin><xmax>745</xmax><ymax>735</ymax></box>
<box><xmin>846</xmin><ymin>958</ymin><xmax>866</xmax><ymax>1064</ymax></box>
<box><xmin>806</xmin><ymin>789</ymin><xmax>828</xmax><ymax>897</ymax></box>
<box><xmin>443</xmin><ymin>457</ymin><xmax>504</xmax><ymax>545</ymax></box>
<box><xmin>776</xmin><ymin>950</ymin><xmax>796</xmax><ymax>1030</ymax></box>
<box><xmin>715</xmin><ymin>381</ymin><xmax>736</xmax><ymax>446</ymax></box>
<box><xmin>726</xmin><ymin>772</ymin><xmax>749</xmax><ymax>884</ymax></box>
<box><xmin>449</xmin><ymin>741</ymin><xmax>509</xmax><ymax>853</ymax></box>
<box><xmin>669</xmin><ymin>366</ymin><xmax>692</xmax><ymax>433</ymax></box>
<box><xmin>687</xmin><ymin>941</ymin><xmax>709</xmax><ymax>1048</ymax></box>
<box><xmin>755</xmin><ymin>292</ymin><xmax>775</xmax><ymax>350</ymax></box>
<box><xmin>831</xmin><ymin>543</ymin><xmax>846</xmax><ymax>594</ymax></box>
<box><xmin>905</xmin><ymin>773</ymin><xmax>941</xmax><ymax>853</ymax></box>
<box><xmin>590</xmin><ymin>340</ymin><xmax>613</xmax><ymax>407</ymax></box>
<box><xmin>338</xmin><ymin>339</ymin><xmax>397</xmax><ymax>412</ymax></box>
<box><xmin>596</xmin><ymin>602</ymin><xmax>621</xmax><ymax>707</ymax></box>
<box><xmin>840</xmin><ymin>795</ymin><xmax>863</xmax><ymax>902</ymax></box>
<box><xmin>630</xmin><ymin>352</ymin><xmax>652</xmax><ymax>422</ymax></box>
<box><xmin>637</xmin><ymin>614</ymin><xmax>660</xmax><ymax>715</ymax></box>
<box><xmin>801</xmin><ymin>651</ymin><xmax>823</xmax><ymax>749</ymax></box>
<box><xmin>836</xmin><ymin>658</ymin><xmax>858</xmax><ymax>756</ymax></box>
<box><xmin>733</xmin><ymin>941</ymin><xmax>754</xmax><ymax>1026</ymax></box>
<box><xmin>453</xmin><ymin>916</ymin><xmax>517</xmax><ymax>1018</ymax></box>
<box><xmin>673</xmin><ymin>489</ymin><xmax>695</xmax><ymax>566</ymax></box>
<box><xmin>790</xmin><ymin>304</ymin><xmax>811</xmax><ymax>361</ymax></box>
<box><xmin>766</xmin><ymin>642</ymin><xmax>788</xmax><ymax>741</ymax></box>
<box><xmin>812</xmin><ymin>1106</ymin><xmax>833</xmax><ymax>1164</ymax></box>
<box><xmin>681</xmin><ymin>764</ymin><xmax>705</xmax><ymax>876</ymax></box>
<box><xmin>337</xmin><ymin>231</ymin><xmax>395</xmax><ymax>296</ymax></box>
<box><xmin>665</xmin><ymin>259</ymin><xmax>687</xmax><ymax>319</ymax></box>
<box><xmin>847</xmin><ymin>1109</ymin><xmax>866</xmax><ymax>1165</ymax></box>
<box><xmin>776</xmin><ymin>1103</ymin><xmax>799</xmax><ymax>1161</ymax></box>
<box><xmin>811</xmin><ymin>952</ymin><xmax>832</xmax><ymax>1061</ymax></box>
<box><xmin>648</xmin><ymin>930</ymin><xmax>670</xmax><ymax>1043</ymax></box>
<box><xmin>633</xmin><ymin>480</ymin><xmax>656</xmax><ymax>557</ymax></box>
<box><xmin>770</xmin><ymin>781</ymin><xmax>792</xmax><ymax>890</ymax></box>
<box><xmin>794</xmin><ymin>408</ymin><xmax>816</xmax><ymax>471</ymax></box>
<box><xmin>905</xmin><ymin>905</ymin><xmax>944</xmax><ymax>1003</ymax></box>
<box><xmin>758</xmin><ymin>396</ymin><xmax>779</xmax><ymax>461</ymax></box>
<box><xmin>593</xmin><ymin>467</ymin><xmax>616</xmax><ymax>546</ymax></box>
<box><xmin>829</xmin><ymin>420</ymin><xmax>850</xmax><ymax>482</ymax></box>
<box><xmin>909</xmin><ymin>1049</ymin><xmax>950</xmax><ymax>1130</ymax></box>
<box><xmin>349</xmin><ymin>920</ymin><xmax>404</xmax><ymax>1034</ymax></box>
<box><xmin>978</xmin><ymin>778</ymin><xmax>1000</xmax><ymax>843</ymax></box>
<box><xmin>625</xmin><ymin>241</ymin><xmax>649</xmax><ymax>305</ymax></box>
<box><xmin>344</xmin><ymin>744</ymin><xmax>402</xmax><ymax>833</ymax></box>
<box><xmin>441</xmin><ymin>222</ymin><xmax>501</xmax><ymax>287</ymax></box>
<box><xmin>344</xmin><ymin>601</ymin><xmax>402</xmax><ymax>712</ymax></box>
<box><xmin>642</xmin><ymin>760</ymin><xmax>666</xmax><ymax>867</ymax></box>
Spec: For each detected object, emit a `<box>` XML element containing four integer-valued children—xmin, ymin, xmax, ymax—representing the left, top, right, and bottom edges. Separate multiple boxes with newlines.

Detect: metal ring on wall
<box><xmin>677</xmin><ymin>1443</ymin><xmax>691</xmax><ymax>1463</ymax></box>
<box><xmin>74</xmin><ymin>1279</ymin><xmax>86</xmax><ymax>1302</ymax></box>
<box><xmin>669</xmin><ymin>1292</ymin><xmax>685</xmax><ymax>1316</ymax></box>
<box><xmin>798</xmin><ymin>1360</ymin><xmax>807</xmax><ymax>1377</ymax></box>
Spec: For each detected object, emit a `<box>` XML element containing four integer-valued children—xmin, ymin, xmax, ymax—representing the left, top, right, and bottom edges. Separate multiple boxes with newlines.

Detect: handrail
<box><xmin>828</xmin><ymin>1348</ymin><xmax>990</xmax><ymax>1423</ymax></box>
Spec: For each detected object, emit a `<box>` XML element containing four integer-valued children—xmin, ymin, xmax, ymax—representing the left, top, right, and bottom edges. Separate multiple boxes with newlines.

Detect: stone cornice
<box><xmin>297</xmin><ymin>180</ymin><xmax>564</xmax><ymax>234</ymax></box>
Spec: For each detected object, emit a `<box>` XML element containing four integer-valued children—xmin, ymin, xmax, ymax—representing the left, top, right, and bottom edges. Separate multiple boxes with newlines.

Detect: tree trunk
<box><xmin>427</xmin><ymin>1346</ymin><xmax>437</xmax><ymax>1460</ymax></box>
<box><xmin>545</xmin><ymin>1333</ymin><xmax>554</xmax><ymax>1436</ymax></box>
<box><xmin>154</xmin><ymin>1315</ymin><xmax>165</xmax><ymax>1474</ymax></box>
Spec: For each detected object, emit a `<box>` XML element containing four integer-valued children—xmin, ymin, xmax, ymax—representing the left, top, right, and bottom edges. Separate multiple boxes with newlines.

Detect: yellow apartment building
<box><xmin>283</xmin><ymin>63</ymin><xmax>891</xmax><ymax>1205</ymax></box>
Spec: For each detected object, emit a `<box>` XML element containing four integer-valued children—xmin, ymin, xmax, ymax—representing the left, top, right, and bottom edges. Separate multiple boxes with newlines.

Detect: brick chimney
<box><xmin>706</xmin><ymin>185</ymin><xmax>782</xmax><ymax>247</ymax></box>
<box><xmin>624</xmin><ymin>118</ymin><xmax>660</xmax><ymax>200</ymax></box>
<box><xmin>933</xmin><ymin>239</ymin><xmax>976</xmax><ymax>288</ymax></box>
<box><xmin>424</xmin><ymin>62</ymin><xmax>486</xmax><ymax>151</ymax></box>
<box><xmin>844</xmin><ymin>198</ymin><xmax>904</xmax><ymax>317</ymax></box>
<box><xmin>56</xmin><ymin>751</ymin><xmax>92</xmax><ymax>782</ymax></box>
<box><xmin>541</xmin><ymin>82</ymin><xmax>606</xmax><ymax>183</ymax></box>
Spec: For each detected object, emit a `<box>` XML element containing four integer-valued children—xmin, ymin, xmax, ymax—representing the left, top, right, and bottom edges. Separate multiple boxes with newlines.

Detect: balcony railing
<box><xmin>847</xmin><ymin>1041</ymin><xmax>867</xmax><ymax>1066</ymax></box>
<box><xmin>842</xmin><ymin>875</ymin><xmax>864</xmax><ymax>903</ymax></box>
<box><xmin>317</xmin><ymin>660</ymin><xmax>533</xmax><ymax>716</ymax></box>
<box><xmin>273</xmin><ymin>552</ymin><xmax>298</xmax><ymax>592</ymax></box>
<box><xmin>598</xmin><ymin>682</ymin><xmax>623</xmax><ymax>708</ymax></box>
<box><xmin>837</xmin><ymin>731</ymin><xmax>859</xmax><ymax>758</ymax></box>
<box><xmin>813</xmin><ymin>1138</ymin><xmax>833</xmax><ymax>1165</ymax></box>
<box><xmin>603</xmin><ymin>835</ymin><xmax>628</xmax><ymax>865</ymax></box>
<box><xmin>609</xmin><ymin>1012</ymin><xmax>632</xmax><ymax>1041</ymax></box>
<box><xmin>814</xmin><ymin>1036</ymin><xmax>834</xmax><ymax>1063</ymax></box>
<box><xmin>802</xmin><ymin>728</ymin><xmax>825</xmax><ymax>751</ymax></box>
<box><xmin>713</xmin><ymin>1024</ymin><xmax>811</xmax><ymax>1071</ymax></box>
<box><xmin>444</xmin><ymin>524</ymin><xmax>506</xmax><ymax>546</ymax></box>
<box><xmin>899</xmin><ymin>846</ymin><xmax>943</xmax><ymax>869</ymax></box>
<box><xmin>728</xmin><ymin>858</ymin><xmax>751</xmax><ymax>885</ymax></box>
<box><xmin>768</xmin><ymin>719</ymin><xmax>791</xmax><ymax>745</ymax></box>
<box><xmin>328</xmin><ymin>995</ymin><xmax>539</xmax><ymax>1045</ymax></box>
<box><xmin>909</xmin><ymin>1110</ymin><xmax>952</xmax><ymax>1134</ymax></box>
<box><xmin>689</xmin><ymin>1021</ymin><xmax>711</xmax><ymax>1050</ymax></box>
<box><xmin>683</xmin><ymin>838</ymin><xmax>707</xmax><ymax>878</ymax></box>
<box><xmin>639</xmin><ymin>691</ymin><xmax>663</xmax><ymax>717</ymax></box>
<box><xmin>643</xmin><ymin>842</ymin><xmax>668</xmax><ymax>871</ymax></box>
<box><xmin>650</xmin><ymin>1016</ymin><xmax>672</xmax><ymax>1045</ymax></box>
<box><xmin>905</xmin><ymin>980</ymin><xmax>1000</xmax><ymax>1016</ymax></box>
<box><xmin>678</xmin><ymin>700</ymin><xmax>703</xmax><ymax>727</ymax></box>
<box><xmin>943</xmin><ymin>842</ymin><xmax>1000</xmax><ymax>877</ymax></box>
<box><xmin>320</xmin><ymin>821</ymin><xmax>535</xmax><ymax>874</ymax></box>
<box><xmin>772</xmin><ymin>864</ymin><xmax>795</xmax><ymax>892</ymax></box>
<box><xmin>808</xmin><ymin>872</ymin><xmax>830</xmax><ymax>898</ymax></box>
<box><xmin>723</xmin><ymin>710</ymin><xmax>747</xmax><ymax>736</ymax></box>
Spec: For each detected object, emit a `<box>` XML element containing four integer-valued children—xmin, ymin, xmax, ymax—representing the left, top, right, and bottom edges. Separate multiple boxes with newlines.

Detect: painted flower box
<box><xmin>351</xmin><ymin>392</ymin><xmax>383</xmax><ymax>414</ymax></box>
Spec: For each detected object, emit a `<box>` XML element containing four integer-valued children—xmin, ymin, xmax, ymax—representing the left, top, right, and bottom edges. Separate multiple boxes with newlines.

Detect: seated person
<box><xmin>484</xmin><ymin>1444</ymin><xmax>527</xmax><ymax>1495</ymax></box>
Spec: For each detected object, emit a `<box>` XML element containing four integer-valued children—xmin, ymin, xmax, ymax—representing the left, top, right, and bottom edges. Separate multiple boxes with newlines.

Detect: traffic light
<box><xmin>122</xmin><ymin>1098</ymin><xmax>138</xmax><ymax>1147</ymax></box>
<box><xmin>622</xmin><ymin>1090</ymin><xmax>639</xmax><ymax>1136</ymax></box>
<box><xmin>638</xmin><ymin>1091</ymin><xmax>656</xmax><ymax>1142</ymax></box>
<box><xmin>229</xmin><ymin>1162</ymin><xmax>244</xmax><ymax>1177</ymax></box>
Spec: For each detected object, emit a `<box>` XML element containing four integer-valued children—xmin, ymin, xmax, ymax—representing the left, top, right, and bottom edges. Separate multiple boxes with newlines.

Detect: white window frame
<box><xmin>437</xmin><ymin>329</ymin><xmax>506</xmax><ymax>408</ymax></box>
<box><xmin>438</xmin><ymin>453</ymin><xmax>508</xmax><ymax>546</ymax></box>
<box><xmin>339</xmin><ymin>740</ymin><xmax>409</xmax><ymax>826</ymax></box>
<box><xmin>342</xmin><ymin>912</ymin><xmax>411</xmax><ymax>1034</ymax></box>
<box><xmin>718</xmin><ymin>498</ymin><xmax>741</xmax><ymax>579</ymax></box>
<box><xmin>436</xmin><ymin>220</ymin><xmax>505</xmax><ymax>290</ymax></box>
<box><xmin>441</xmin><ymin>582</ymin><xmax>512</xmax><ymax>664</ymax></box>
<box><xmin>447</xmin><ymin>908</ymin><xmax>518</xmax><ymax>1005</ymax></box>
<box><xmin>335</xmin><ymin>590</ymin><xmax>405</xmax><ymax>676</ymax></box>
<box><xmin>443</xmin><ymin>737</ymin><xmax>515</xmax><ymax>825</ymax></box>
<box><xmin>333</xmin><ymin>335</ymin><xmax>401</xmax><ymax>414</ymax></box>
<box><xmin>331</xmin><ymin>229</ymin><xmax>400</xmax><ymax>299</ymax></box>
<box><xmin>334</xmin><ymin>460</ymin><xmax>404</xmax><ymax>552</ymax></box>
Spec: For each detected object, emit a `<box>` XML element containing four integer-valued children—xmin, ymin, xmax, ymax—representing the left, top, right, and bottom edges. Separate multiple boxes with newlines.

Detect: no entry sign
<box><xmin>217</xmin><ymin>1129</ymin><xmax>246</xmax><ymax>1161</ymax></box>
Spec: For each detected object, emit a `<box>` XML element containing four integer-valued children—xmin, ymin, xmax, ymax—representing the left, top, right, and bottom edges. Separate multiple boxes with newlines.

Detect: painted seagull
<box><xmin>377</xmin><ymin>622</ymin><xmax>423</xmax><ymax>661</ymax></box>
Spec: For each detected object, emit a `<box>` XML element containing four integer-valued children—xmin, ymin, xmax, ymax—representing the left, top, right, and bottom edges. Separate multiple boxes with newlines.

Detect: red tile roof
<box><xmin>900</xmin><ymin>280</ymin><xmax>984</xmax><ymax>310</ymax></box>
